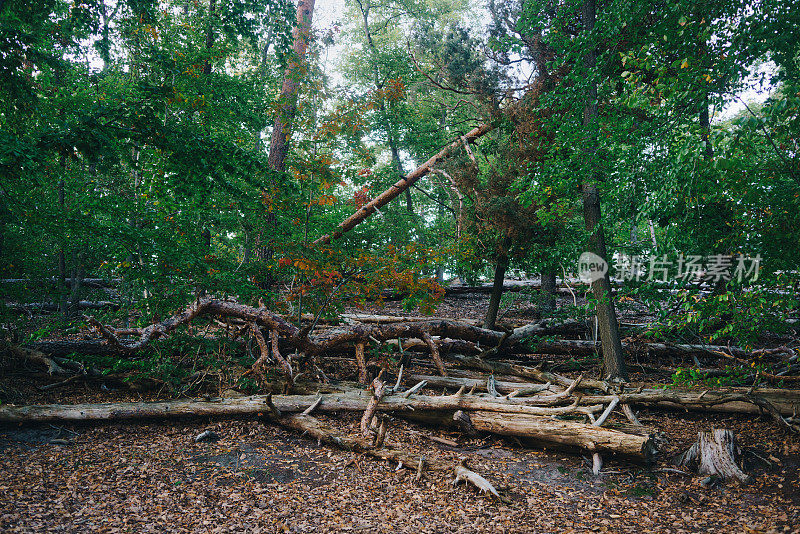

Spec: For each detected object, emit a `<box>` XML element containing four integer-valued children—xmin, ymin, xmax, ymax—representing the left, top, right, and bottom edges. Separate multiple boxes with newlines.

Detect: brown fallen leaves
<box><xmin>0</xmin><ymin>409</ymin><xmax>798</xmax><ymax>533</ymax></box>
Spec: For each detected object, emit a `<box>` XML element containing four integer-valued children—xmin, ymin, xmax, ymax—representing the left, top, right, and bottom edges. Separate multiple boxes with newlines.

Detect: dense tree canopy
<box><xmin>1</xmin><ymin>0</ymin><xmax>798</xmax><ymax>353</ymax></box>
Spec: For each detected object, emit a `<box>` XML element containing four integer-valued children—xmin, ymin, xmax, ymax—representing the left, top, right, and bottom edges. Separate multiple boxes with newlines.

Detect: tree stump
<box><xmin>675</xmin><ymin>429</ymin><xmax>751</xmax><ymax>483</ymax></box>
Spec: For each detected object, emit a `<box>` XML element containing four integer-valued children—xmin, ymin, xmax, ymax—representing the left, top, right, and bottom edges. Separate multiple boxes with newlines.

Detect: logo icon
<box><xmin>578</xmin><ymin>252</ymin><xmax>608</xmax><ymax>283</ymax></box>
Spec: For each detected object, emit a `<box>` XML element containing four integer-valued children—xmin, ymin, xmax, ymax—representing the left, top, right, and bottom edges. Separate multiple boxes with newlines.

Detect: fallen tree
<box><xmin>314</xmin><ymin>123</ymin><xmax>493</xmax><ymax>246</ymax></box>
<box><xmin>0</xmin><ymin>386</ymin><xmax>654</xmax><ymax>459</ymax></box>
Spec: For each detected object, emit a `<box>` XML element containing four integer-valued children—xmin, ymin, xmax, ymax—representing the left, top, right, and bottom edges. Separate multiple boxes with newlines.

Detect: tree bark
<box><xmin>580</xmin><ymin>0</ymin><xmax>626</xmax><ymax>381</ymax></box>
<box><xmin>0</xmin><ymin>392</ymin><xmax>651</xmax><ymax>458</ymax></box>
<box><xmin>675</xmin><ymin>429</ymin><xmax>750</xmax><ymax>483</ymax></box>
<box><xmin>540</xmin><ymin>269</ymin><xmax>557</xmax><ymax>314</ymax></box>
<box><xmin>466</xmin><ymin>411</ymin><xmax>654</xmax><ymax>458</ymax></box>
<box><xmin>268</xmin><ymin>0</ymin><xmax>316</xmax><ymax>172</ymax></box>
<box><xmin>255</xmin><ymin>0</ymin><xmax>316</xmax><ymax>289</ymax></box>
<box><xmin>484</xmin><ymin>250</ymin><xmax>509</xmax><ymax>330</ymax></box>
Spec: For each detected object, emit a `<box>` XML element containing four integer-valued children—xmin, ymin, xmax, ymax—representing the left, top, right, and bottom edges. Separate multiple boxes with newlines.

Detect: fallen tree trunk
<box><xmin>78</xmin><ymin>298</ymin><xmax>584</xmax><ymax>360</ymax></box>
<box><xmin>277</xmin><ymin>413</ymin><xmax>455</xmax><ymax>471</ymax></box>
<box><xmin>0</xmin><ymin>389</ymin><xmax>604</xmax><ymax>423</ymax></box>
<box><xmin>0</xmin><ymin>391</ymin><xmax>649</xmax><ymax>458</ymax></box>
<box><xmin>467</xmin><ymin>411</ymin><xmax>654</xmax><ymax>458</ymax></box>
<box><xmin>1</xmin><ymin>341</ymin><xmax>69</xmax><ymax>375</ymax></box>
<box><xmin>405</xmin><ymin>373</ymin><xmax>558</xmax><ymax>395</ymax></box>
<box><xmin>314</xmin><ymin>123</ymin><xmax>493</xmax><ymax>246</ymax></box>
<box><xmin>529</xmin><ymin>338</ymin><xmax>778</xmax><ymax>360</ymax></box>
<box><xmin>8</xmin><ymin>301</ymin><xmax>120</xmax><ymax>314</ymax></box>
<box><xmin>444</xmin><ymin>353</ymin><xmax>609</xmax><ymax>392</ymax></box>
<box><xmin>276</xmin><ymin>413</ymin><xmax>507</xmax><ymax>499</ymax></box>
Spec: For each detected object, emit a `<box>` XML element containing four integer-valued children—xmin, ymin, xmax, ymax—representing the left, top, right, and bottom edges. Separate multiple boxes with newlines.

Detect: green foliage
<box><xmin>653</xmin><ymin>283</ymin><xmax>798</xmax><ymax>348</ymax></box>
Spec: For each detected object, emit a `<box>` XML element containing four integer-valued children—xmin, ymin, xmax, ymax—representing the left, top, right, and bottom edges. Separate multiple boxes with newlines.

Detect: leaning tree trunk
<box><xmin>580</xmin><ymin>0</ymin><xmax>626</xmax><ymax>381</ymax></box>
<box><xmin>314</xmin><ymin>123</ymin><xmax>493</xmax><ymax>246</ymax></box>
<box><xmin>484</xmin><ymin>250</ymin><xmax>510</xmax><ymax>330</ymax></box>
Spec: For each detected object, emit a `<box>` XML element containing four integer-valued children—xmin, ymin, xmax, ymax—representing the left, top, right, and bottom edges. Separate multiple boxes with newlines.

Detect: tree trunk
<box><xmin>0</xmin><ymin>392</ymin><xmax>652</xmax><ymax>459</ymax></box>
<box><xmin>675</xmin><ymin>429</ymin><xmax>750</xmax><ymax>483</ymax></box>
<box><xmin>257</xmin><ymin>0</ymin><xmax>316</xmax><ymax>289</ymax></box>
<box><xmin>484</xmin><ymin>252</ymin><xmax>509</xmax><ymax>330</ymax></box>
<box><xmin>540</xmin><ymin>269</ymin><xmax>557</xmax><ymax>314</ymax></box>
<box><xmin>268</xmin><ymin>0</ymin><xmax>316</xmax><ymax>172</ymax></box>
<box><xmin>57</xmin><ymin>155</ymin><xmax>67</xmax><ymax>316</ymax></box>
<box><xmin>314</xmin><ymin>123</ymin><xmax>493</xmax><ymax>245</ymax></box>
<box><xmin>466</xmin><ymin>411</ymin><xmax>654</xmax><ymax>458</ymax></box>
<box><xmin>580</xmin><ymin>0</ymin><xmax>626</xmax><ymax>381</ymax></box>
<box><xmin>67</xmin><ymin>250</ymin><xmax>86</xmax><ymax>317</ymax></box>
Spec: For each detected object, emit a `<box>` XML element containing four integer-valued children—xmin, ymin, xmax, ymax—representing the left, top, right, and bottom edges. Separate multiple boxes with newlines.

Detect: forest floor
<box><xmin>1</xmin><ymin>291</ymin><xmax>799</xmax><ymax>533</ymax></box>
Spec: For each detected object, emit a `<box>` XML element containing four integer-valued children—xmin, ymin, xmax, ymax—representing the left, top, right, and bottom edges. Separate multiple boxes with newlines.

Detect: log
<box><xmin>579</xmin><ymin>388</ymin><xmax>800</xmax><ymax>417</ymax></box>
<box><xmin>444</xmin><ymin>353</ymin><xmax>609</xmax><ymax>392</ymax></box>
<box><xmin>1</xmin><ymin>341</ymin><xmax>69</xmax><ymax>375</ymax></box>
<box><xmin>527</xmin><ymin>338</ymin><xmax>776</xmax><ymax>360</ymax></box>
<box><xmin>467</xmin><ymin>411</ymin><xmax>654</xmax><ymax>458</ymax></box>
<box><xmin>0</xmin><ymin>389</ymin><xmax>604</xmax><ymax>423</ymax></box>
<box><xmin>401</xmin><ymin>409</ymin><xmax>654</xmax><ymax>459</ymax></box>
<box><xmin>406</xmin><ymin>373</ymin><xmax>559</xmax><ymax>396</ymax></box>
<box><xmin>342</xmin><ymin>314</ymin><xmax>482</xmax><ymax>326</ymax></box>
<box><xmin>675</xmin><ymin>429</ymin><xmax>751</xmax><ymax>483</ymax></box>
<box><xmin>277</xmin><ymin>414</ymin><xmax>507</xmax><ymax>502</ymax></box>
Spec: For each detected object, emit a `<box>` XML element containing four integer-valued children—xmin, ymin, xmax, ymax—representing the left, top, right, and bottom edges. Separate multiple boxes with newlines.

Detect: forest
<box><xmin>0</xmin><ymin>0</ymin><xmax>799</xmax><ymax>531</ymax></box>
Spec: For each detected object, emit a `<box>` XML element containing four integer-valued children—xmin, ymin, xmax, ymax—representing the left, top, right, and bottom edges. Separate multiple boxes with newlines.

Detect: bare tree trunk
<box><xmin>580</xmin><ymin>0</ymin><xmax>626</xmax><ymax>381</ymax></box>
<box><xmin>67</xmin><ymin>250</ymin><xmax>86</xmax><ymax>317</ymax></box>
<box><xmin>314</xmin><ymin>124</ymin><xmax>492</xmax><ymax>246</ymax></box>
<box><xmin>540</xmin><ymin>269</ymin><xmax>557</xmax><ymax>314</ymax></box>
<box><xmin>484</xmin><ymin>252</ymin><xmax>509</xmax><ymax>330</ymax></box>
<box><xmin>675</xmin><ymin>429</ymin><xmax>750</xmax><ymax>483</ymax></box>
<box><xmin>255</xmin><ymin>0</ymin><xmax>316</xmax><ymax>289</ymax></box>
<box><xmin>268</xmin><ymin>0</ymin><xmax>316</xmax><ymax>172</ymax></box>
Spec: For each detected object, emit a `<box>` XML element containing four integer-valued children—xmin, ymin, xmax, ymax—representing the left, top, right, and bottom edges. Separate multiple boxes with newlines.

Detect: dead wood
<box><xmin>406</xmin><ymin>409</ymin><xmax>655</xmax><ymax>459</ymax></box>
<box><xmin>342</xmin><ymin>314</ymin><xmax>481</xmax><ymax>326</ymax></box>
<box><xmin>0</xmin><ymin>388</ymin><xmax>606</xmax><ymax>422</ymax></box>
<box><xmin>355</xmin><ymin>342</ymin><xmax>368</xmax><ymax>384</ymax></box>
<box><xmin>405</xmin><ymin>373</ymin><xmax>559</xmax><ymax>396</ymax></box>
<box><xmin>674</xmin><ymin>429</ymin><xmax>751</xmax><ymax>483</ymax></box>
<box><xmin>528</xmin><ymin>338</ymin><xmax>786</xmax><ymax>362</ymax></box>
<box><xmin>422</xmin><ymin>332</ymin><xmax>447</xmax><ymax>376</ymax></box>
<box><xmin>2</xmin><ymin>341</ymin><xmax>70</xmax><ymax>375</ymax></box>
<box><xmin>360</xmin><ymin>374</ymin><xmax>386</xmax><ymax>438</ymax></box>
<box><xmin>579</xmin><ymin>388</ymin><xmax>800</xmax><ymax>419</ymax></box>
<box><xmin>453</xmin><ymin>458</ymin><xmax>506</xmax><ymax>501</ymax></box>
<box><xmin>274</xmin><ymin>413</ymin><xmax>507</xmax><ymax>497</ymax></box>
<box><xmin>244</xmin><ymin>323</ymin><xmax>271</xmax><ymax>383</ymax></box>
<box><xmin>314</xmin><ymin>123</ymin><xmax>493</xmax><ymax>246</ymax></box>
<box><xmin>444</xmin><ymin>353</ymin><xmax>609</xmax><ymax>392</ymax></box>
